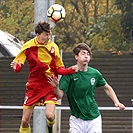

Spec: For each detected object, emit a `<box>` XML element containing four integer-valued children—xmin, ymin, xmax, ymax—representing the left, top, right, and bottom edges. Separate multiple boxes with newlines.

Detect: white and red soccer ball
<box><xmin>47</xmin><ymin>4</ymin><xmax>66</xmax><ymax>23</ymax></box>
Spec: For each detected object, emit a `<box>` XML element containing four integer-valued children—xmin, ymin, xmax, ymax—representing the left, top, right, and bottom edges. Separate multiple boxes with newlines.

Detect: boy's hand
<box><xmin>71</xmin><ymin>65</ymin><xmax>79</xmax><ymax>72</ymax></box>
<box><xmin>115</xmin><ymin>103</ymin><xmax>125</xmax><ymax>110</ymax></box>
<box><xmin>10</xmin><ymin>60</ymin><xmax>21</xmax><ymax>70</ymax></box>
<box><xmin>47</xmin><ymin>75</ymin><xmax>59</xmax><ymax>88</ymax></box>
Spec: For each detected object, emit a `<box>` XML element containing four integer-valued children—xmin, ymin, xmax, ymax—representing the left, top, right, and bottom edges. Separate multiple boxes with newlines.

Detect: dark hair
<box><xmin>73</xmin><ymin>43</ymin><xmax>92</xmax><ymax>58</ymax></box>
<box><xmin>35</xmin><ymin>21</ymin><xmax>50</xmax><ymax>34</ymax></box>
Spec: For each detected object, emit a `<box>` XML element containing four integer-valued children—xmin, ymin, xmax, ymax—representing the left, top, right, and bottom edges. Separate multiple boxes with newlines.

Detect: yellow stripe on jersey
<box><xmin>14</xmin><ymin>37</ymin><xmax>64</xmax><ymax>69</ymax></box>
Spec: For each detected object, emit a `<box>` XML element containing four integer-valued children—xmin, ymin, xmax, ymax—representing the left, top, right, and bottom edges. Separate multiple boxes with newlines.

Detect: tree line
<box><xmin>0</xmin><ymin>0</ymin><xmax>132</xmax><ymax>52</ymax></box>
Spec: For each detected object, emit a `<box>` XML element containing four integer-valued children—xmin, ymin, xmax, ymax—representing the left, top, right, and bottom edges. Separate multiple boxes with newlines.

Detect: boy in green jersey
<box><xmin>48</xmin><ymin>43</ymin><xmax>125</xmax><ymax>133</ymax></box>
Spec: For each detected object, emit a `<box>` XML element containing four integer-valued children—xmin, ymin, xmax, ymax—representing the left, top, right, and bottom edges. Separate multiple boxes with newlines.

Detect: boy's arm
<box><xmin>47</xmin><ymin>75</ymin><xmax>64</xmax><ymax>99</ymax></box>
<box><xmin>10</xmin><ymin>51</ymin><xmax>26</xmax><ymax>72</ymax></box>
<box><xmin>104</xmin><ymin>83</ymin><xmax>125</xmax><ymax>110</ymax></box>
<box><xmin>10</xmin><ymin>60</ymin><xmax>23</xmax><ymax>72</ymax></box>
<box><xmin>57</xmin><ymin>65</ymin><xmax>79</xmax><ymax>75</ymax></box>
<box><xmin>54</xmin><ymin>85</ymin><xmax>64</xmax><ymax>99</ymax></box>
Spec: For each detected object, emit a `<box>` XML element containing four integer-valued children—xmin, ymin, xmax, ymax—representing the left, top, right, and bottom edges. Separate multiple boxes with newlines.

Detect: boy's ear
<box><xmin>36</xmin><ymin>33</ymin><xmax>39</xmax><ymax>36</ymax></box>
<box><xmin>75</xmin><ymin>55</ymin><xmax>78</xmax><ymax>60</ymax></box>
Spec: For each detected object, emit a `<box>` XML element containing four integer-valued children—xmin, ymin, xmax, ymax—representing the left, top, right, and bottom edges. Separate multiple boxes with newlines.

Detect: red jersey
<box><xmin>13</xmin><ymin>37</ymin><xmax>75</xmax><ymax>107</ymax></box>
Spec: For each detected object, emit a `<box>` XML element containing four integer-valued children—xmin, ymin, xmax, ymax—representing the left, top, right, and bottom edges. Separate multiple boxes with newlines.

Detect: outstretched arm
<box><xmin>104</xmin><ymin>83</ymin><xmax>125</xmax><ymax>110</ymax></box>
<box><xmin>47</xmin><ymin>75</ymin><xmax>64</xmax><ymax>99</ymax></box>
<box><xmin>57</xmin><ymin>65</ymin><xmax>79</xmax><ymax>75</ymax></box>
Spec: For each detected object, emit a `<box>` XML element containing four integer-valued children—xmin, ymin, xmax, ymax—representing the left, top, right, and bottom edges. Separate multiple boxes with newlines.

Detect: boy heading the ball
<box><xmin>10</xmin><ymin>21</ymin><xmax>78</xmax><ymax>133</ymax></box>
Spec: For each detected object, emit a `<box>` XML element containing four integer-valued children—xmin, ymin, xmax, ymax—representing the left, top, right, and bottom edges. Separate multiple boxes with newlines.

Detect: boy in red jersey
<box><xmin>10</xmin><ymin>21</ymin><xmax>78</xmax><ymax>133</ymax></box>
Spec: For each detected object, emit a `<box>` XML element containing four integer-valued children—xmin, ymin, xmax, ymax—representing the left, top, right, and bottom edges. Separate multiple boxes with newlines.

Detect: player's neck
<box><xmin>36</xmin><ymin>37</ymin><xmax>48</xmax><ymax>45</ymax></box>
<box><xmin>77</xmin><ymin>64</ymin><xmax>88</xmax><ymax>72</ymax></box>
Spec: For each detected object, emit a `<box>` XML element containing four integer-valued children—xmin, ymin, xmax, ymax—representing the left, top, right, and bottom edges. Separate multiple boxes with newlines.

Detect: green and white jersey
<box><xmin>59</xmin><ymin>66</ymin><xmax>106</xmax><ymax>120</ymax></box>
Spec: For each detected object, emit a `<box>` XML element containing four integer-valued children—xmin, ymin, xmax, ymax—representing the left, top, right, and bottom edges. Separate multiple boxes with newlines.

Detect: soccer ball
<box><xmin>47</xmin><ymin>4</ymin><xmax>66</xmax><ymax>23</ymax></box>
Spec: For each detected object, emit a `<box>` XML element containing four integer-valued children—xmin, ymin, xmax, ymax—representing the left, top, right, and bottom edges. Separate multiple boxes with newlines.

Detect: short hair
<box><xmin>35</xmin><ymin>21</ymin><xmax>50</xmax><ymax>34</ymax></box>
<box><xmin>73</xmin><ymin>43</ymin><xmax>92</xmax><ymax>58</ymax></box>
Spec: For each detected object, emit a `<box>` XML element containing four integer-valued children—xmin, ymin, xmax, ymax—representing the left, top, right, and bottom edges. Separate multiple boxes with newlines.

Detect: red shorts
<box><xmin>23</xmin><ymin>78</ymin><xmax>58</xmax><ymax>108</ymax></box>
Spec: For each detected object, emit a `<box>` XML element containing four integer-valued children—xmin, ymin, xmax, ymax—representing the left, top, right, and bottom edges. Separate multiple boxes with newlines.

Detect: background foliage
<box><xmin>0</xmin><ymin>0</ymin><xmax>132</xmax><ymax>52</ymax></box>
<box><xmin>0</xmin><ymin>0</ymin><xmax>34</xmax><ymax>41</ymax></box>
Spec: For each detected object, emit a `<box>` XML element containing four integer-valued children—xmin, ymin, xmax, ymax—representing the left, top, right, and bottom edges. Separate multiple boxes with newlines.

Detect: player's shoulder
<box><xmin>48</xmin><ymin>40</ymin><xmax>59</xmax><ymax>48</ymax></box>
<box><xmin>88</xmin><ymin>66</ymin><xmax>98</xmax><ymax>71</ymax></box>
<box><xmin>23</xmin><ymin>38</ymin><xmax>34</xmax><ymax>47</ymax></box>
<box><xmin>49</xmin><ymin>40</ymin><xmax>57</xmax><ymax>45</ymax></box>
<box><xmin>61</xmin><ymin>73</ymin><xmax>75</xmax><ymax>80</ymax></box>
<box><xmin>19</xmin><ymin>38</ymin><xmax>35</xmax><ymax>52</ymax></box>
<box><xmin>88</xmin><ymin>66</ymin><xmax>101</xmax><ymax>74</ymax></box>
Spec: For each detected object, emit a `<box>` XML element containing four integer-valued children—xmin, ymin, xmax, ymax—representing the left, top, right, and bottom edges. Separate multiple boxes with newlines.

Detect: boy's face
<box><xmin>75</xmin><ymin>50</ymin><xmax>91</xmax><ymax>65</ymax></box>
<box><xmin>36</xmin><ymin>31</ymin><xmax>51</xmax><ymax>44</ymax></box>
